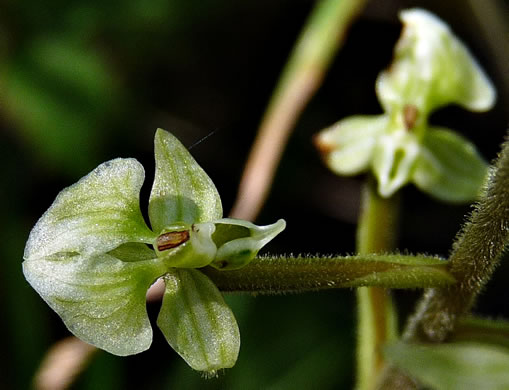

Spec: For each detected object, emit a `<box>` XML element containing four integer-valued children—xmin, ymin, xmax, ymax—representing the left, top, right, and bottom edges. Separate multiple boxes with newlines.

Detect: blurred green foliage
<box><xmin>0</xmin><ymin>0</ymin><xmax>507</xmax><ymax>389</ymax></box>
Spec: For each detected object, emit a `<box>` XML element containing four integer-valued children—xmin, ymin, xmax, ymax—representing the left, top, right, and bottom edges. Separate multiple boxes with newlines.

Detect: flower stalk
<box><xmin>202</xmin><ymin>253</ymin><xmax>453</xmax><ymax>294</ymax></box>
<box><xmin>355</xmin><ymin>178</ymin><xmax>400</xmax><ymax>390</ymax></box>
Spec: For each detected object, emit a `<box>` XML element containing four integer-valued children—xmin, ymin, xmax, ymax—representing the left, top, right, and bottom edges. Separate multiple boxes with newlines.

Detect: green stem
<box><xmin>355</xmin><ymin>177</ymin><xmax>400</xmax><ymax>390</ymax></box>
<box><xmin>202</xmin><ymin>253</ymin><xmax>453</xmax><ymax>294</ymax></box>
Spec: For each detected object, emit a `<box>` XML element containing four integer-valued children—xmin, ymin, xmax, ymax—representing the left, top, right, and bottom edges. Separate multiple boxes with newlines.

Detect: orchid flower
<box><xmin>23</xmin><ymin>129</ymin><xmax>285</xmax><ymax>373</ymax></box>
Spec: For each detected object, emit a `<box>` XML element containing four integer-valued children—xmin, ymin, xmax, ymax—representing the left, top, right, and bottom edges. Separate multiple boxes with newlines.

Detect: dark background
<box><xmin>1</xmin><ymin>0</ymin><xmax>508</xmax><ymax>388</ymax></box>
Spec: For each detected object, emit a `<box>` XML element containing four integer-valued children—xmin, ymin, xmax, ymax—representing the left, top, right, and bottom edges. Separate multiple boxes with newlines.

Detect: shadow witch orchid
<box><xmin>22</xmin><ymin>129</ymin><xmax>285</xmax><ymax>373</ymax></box>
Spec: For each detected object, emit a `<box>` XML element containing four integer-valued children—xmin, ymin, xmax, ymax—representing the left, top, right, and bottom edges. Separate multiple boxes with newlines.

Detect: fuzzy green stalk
<box><xmin>202</xmin><ymin>253</ymin><xmax>453</xmax><ymax>293</ymax></box>
<box><xmin>355</xmin><ymin>177</ymin><xmax>400</xmax><ymax>390</ymax></box>
<box><xmin>404</xmin><ymin>132</ymin><xmax>509</xmax><ymax>341</ymax></box>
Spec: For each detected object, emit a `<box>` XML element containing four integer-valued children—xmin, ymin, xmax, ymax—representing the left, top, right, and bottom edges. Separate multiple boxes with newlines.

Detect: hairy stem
<box><xmin>355</xmin><ymin>178</ymin><xmax>400</xmax><ymax>390</ymax></box>
<box><xmin>405</xmin><ymin>133</ymin><xmax>509</xmax><ymax>342</ymax></box>
<box><xmin>230</xmin><ymin>0</ymin><xmax>367</xmax><ymax>220</ymax></box>
<box><xmin>201</xmin><ymin>253</ymin><xmax>452</xmax><ymax>294</ymax></box>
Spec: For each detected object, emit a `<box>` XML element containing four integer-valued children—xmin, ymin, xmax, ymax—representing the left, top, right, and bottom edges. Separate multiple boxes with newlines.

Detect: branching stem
<box><xmin>378</xmin><ymin>131</ymin><xmax>509</xmax><ymax>389</ymax></box>
<box><xmin>404</xmin><ymin>132</ymin><xmax>509</xmax><ymax>342</ymax></box>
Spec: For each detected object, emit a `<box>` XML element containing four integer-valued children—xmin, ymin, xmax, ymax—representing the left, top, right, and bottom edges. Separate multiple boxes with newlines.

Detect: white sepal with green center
<box><xmin>157</xmin><ymin>268</ymin><xmax>240</xmax><ymax>373</ymax></box>
<box><xmin>149</xmin><ymin>129</ymin><xmax>222</xmax><ymax>232</ymax></box>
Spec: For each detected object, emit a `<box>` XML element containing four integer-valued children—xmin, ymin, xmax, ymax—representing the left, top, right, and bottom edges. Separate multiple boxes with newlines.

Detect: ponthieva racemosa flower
<box><xmin>315</xmin><ymin>8</ymin><xmax>496</xmax><ymax>202</ymax></box>
<box><xmin>22</xmin><ymin>129</ymin><xmax>285</xmax><ymax>373</ymax></box>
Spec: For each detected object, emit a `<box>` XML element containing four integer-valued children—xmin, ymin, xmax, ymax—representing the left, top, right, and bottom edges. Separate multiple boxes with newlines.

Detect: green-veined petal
<box><xmin>149</xmin><ymin>129</ymin><xmax>223</xmax><ymax>233</ymax></box>
<box><xmin>24</xmin><ymin>158</ymin><xmax>156</xmax><ymax>260</ymax></box>
<box><xmin>157</xmin><ymin>268</ymin><xmax>240</xmax><ymax>373</ymax></box>
<box><xmin>412</xmin><ymin>127</ymin><xmax>488</xmax><ymax>203</ymax></box>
